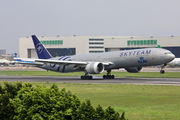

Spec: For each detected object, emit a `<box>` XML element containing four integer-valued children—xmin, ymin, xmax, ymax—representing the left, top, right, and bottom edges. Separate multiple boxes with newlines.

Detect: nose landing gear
<box><xmin>160</xmin><ymin>63</ymin><xmax>167</xmax><ymax>74</ymax></box>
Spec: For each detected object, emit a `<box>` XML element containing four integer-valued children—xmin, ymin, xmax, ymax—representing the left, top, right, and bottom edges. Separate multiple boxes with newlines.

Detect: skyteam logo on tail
<box><xmin>36</xmin><ymin>43</ymin><xmax>43</xmax><ymax>54</ymax></box>
<box><xmin>138</xmin><ymin>57</ymin><xmax>147</xmax><ymax>63</ymax></box>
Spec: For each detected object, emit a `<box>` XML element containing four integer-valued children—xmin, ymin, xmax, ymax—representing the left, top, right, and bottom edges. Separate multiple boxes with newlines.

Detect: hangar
<box><xmin>19</xmin><ymin>35</ymin><xmax>180</xmax><ymax>58</ymax></box>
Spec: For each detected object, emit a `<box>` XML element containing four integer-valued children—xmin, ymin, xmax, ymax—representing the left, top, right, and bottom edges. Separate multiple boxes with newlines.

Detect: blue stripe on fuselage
<box><xmin>56</xmin><ymin>66</ymin><xmax>61</xmax><ymax>71</ymax></box>
<box><xmin>50</xmin><ymin>56</ymin><xmax>64</xmax><ymax>68</ymax></box>
<box><xmin>62</xmin><ymin>57</ymin><xmax>72</xmax><ymax>73</ymax></box>
<box><xmin>62</xmin><ymin>56</ymin><xmax>71</xmax><ymax>60</ymax></box>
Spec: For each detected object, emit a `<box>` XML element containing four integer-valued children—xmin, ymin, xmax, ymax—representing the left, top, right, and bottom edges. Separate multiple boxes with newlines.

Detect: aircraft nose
<box><xmin>163</xmin><ymin>50</ymin><xmax>175</xmax><ymax>63</ymax></box>
<box><xmin>168</xmin><ymin>53</ymin><xmax>175</xmax><ymax>61</ymax></box>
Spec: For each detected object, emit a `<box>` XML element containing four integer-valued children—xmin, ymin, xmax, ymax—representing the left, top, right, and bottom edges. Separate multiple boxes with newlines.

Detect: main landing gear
<box><xmin>160</xmin><ymin>63</ymin><xmax>167</xmax><ymax>74</ymax></box>
<box><xmin>81</xmin><ymin>70</ymin><xmax>115</xmax><ymax>79</ymax></box>
<box><xmin>103</xmin><ymin>70</ymin><xmax>115</xmax><ymax>79</ymax></box>
<box><xmin>81</xmin><ymin>73</ymin><xmax>92</xmax><ymax>80</ymax></box>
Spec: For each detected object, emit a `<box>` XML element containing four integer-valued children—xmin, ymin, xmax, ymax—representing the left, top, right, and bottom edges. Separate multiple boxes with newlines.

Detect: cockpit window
<box><xmin>164</xmin><ymin>52</ymin><xmax>172</xmax><ymax>54</ymax></box>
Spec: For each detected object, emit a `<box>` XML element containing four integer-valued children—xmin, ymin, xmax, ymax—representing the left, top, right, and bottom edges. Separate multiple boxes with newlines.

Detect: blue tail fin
<box><xmin>32</xmin><ymin>35</ymin><xmax>52</xmax><ymax>59</ymax></box>
<box><xmin>14</xmin><ymin>53</ymin><xmax>18</xmax><ymax>58</ymax></box>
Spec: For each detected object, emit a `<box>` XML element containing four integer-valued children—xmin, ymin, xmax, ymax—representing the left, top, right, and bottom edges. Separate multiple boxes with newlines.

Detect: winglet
<box><xmin>32</xmin><ymin>35</ymin><xmax>52</xmax><ymax>59</ymax></box>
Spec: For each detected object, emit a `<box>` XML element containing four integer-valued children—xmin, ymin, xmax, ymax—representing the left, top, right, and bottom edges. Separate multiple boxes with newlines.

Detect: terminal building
<box><xmin>19</xmin><ymin>35</ymin><xmax>180</xmax><ymax>58</ymax></box>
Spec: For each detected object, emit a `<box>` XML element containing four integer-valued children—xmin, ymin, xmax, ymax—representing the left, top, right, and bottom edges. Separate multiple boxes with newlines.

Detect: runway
<box><xmin>0</xmin><ymin>67</ymin><xmax>180</xmax><ymax>85</ymax></box>
<box><xmin>0</xmin><ymin>76</ymin><xmax>180</xmax><ymax>86</ymax></box>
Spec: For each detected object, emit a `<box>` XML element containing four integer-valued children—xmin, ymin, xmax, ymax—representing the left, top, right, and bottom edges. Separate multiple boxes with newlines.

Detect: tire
<box><xmin>160</xmin><ymin>70</ymin><xmax>165</xmax><ymax>74</ymax></box>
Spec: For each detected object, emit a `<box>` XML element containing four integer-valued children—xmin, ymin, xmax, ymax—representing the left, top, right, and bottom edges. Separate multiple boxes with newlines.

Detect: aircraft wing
<box><xmin>15</xmin><ymin>57</ymin><xmax>113</xmax><ymax>68</ymax></box>
<box><xmin>16</xmin><ymin>62</ymin><xmax>44</xmax><ymax>66</ymax></box>
<box><xmin>14</xmin><ymin>58</ymin><xmax>44</xmax><ymax>66</ymax></box>
<box><xmin>35</xmin><ymin>59</ymin><xmax>113</xmax><ymax>66</ymax></box>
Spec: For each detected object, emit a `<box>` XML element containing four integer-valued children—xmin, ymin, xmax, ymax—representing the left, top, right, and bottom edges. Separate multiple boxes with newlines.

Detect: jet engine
<box><xmin>125</xmin><ymin>67</ymin><xmax>143</xmax><ymax>73</ymax></box>
<box><xmin>85</xmin><ymin>62</ymin><xmax>104</xmax><ymax>74</ymax></box>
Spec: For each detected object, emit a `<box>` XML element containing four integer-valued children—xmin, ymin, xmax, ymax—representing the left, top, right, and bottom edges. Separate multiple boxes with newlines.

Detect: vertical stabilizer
<box><xmin>32</xmin><ymin>35</ymin><xmax>52</xmax><ymax>59</ymax></box>
<box><xmin>14</xmin><ymin>53</ymin><xmax>18</xmax><ymax>58</ymax></box>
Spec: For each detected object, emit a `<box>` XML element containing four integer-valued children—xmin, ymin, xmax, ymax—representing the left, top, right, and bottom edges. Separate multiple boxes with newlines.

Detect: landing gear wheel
<box><xmin>103</xmin><ymin>70</ymin><xmax>115</xmax><ymax>79</ymax></box>
<box><xmin>160</xmin><ymin>70</ymin><xmax>165</xmax><ymax>74</ymax></box>
<box><xmin>111</xmin><ymin>75</ymin><xmax>114</xmax><ymax>79</ymax></box>
<box><xmin>160</xmin><ymin>63</ymin><xmax>167</xmax><ymax>74</ymax></box>
<box><xmin>81</xmin><ymin>76</ymin><xmax>84</xmax><ymax>79</ymax></box>
<box><xmin>81</xmin><ymin>74</ymin><xmax>93</xmax><ymax>80</ymax></box>
<box><xmin>88</xmin><ymin>76</ymin><xmax>92</xmax><ymax>79</ymax></box>
<box><xmin>103</xmin><ymin>75</ymin><xmax>115</xmax><ymax>79</ymax></box>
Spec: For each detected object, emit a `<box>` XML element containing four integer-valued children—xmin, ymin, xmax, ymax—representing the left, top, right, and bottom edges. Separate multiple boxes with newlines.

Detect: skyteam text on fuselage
<box><xmin>15</xmin><ymin>35</ymin><xmax>175</xmax><ymax>79</ymax></box>
<box><xmin>119</xmin><ymin>50</ymin><xmax>151</xmax><ymax>57</ymax></box>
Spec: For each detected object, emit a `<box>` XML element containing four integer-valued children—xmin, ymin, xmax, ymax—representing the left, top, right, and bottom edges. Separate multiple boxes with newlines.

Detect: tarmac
<box><xmin>0</xmin><ymin>66</ymin><xmax>180</xmax><ymax>86</ymax></box>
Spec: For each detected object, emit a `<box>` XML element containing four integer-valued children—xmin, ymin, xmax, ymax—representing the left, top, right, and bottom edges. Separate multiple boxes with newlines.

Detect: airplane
<box><xmin>15</xmin><ymin>35</ymin><xmax>175</xmax><ymax>79</ymax></box>
<box><xmin>0</xmin><ymin>59</ymin><xmax>11</xmax><ymax>66</ymax></box>
<box><xmin>0</xmin><ymin>59</ymin><xmax>16</xmax><ymax>66</ymax></box>
<box><xmin>168</xmin><ymin>58</ymin><xmax>180</xmax><ymax>67</ymax></box>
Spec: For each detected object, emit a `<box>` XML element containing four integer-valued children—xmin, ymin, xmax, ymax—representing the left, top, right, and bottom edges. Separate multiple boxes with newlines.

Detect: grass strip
<box><xmin>33</xmin><ymin>83</ymin><xmax>180</xmax><ymax>120</ymax></box>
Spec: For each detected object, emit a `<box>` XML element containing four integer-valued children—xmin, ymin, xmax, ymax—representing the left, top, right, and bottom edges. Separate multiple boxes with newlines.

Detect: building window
<box><xmin>89</xmin><ymin>46</ymin><xmax>104</xmax><ymax>49</ymax></box>
<box><xmin>89</xmin><ymin>51</ymin><xmax>104</xmax><ymax>53</ymax></box>
<box><xmin>127</xmin><ymin>40</ymin><xmax>157</xmax><ymax>46</ymax></box>
<box><xmin>89</xmin><ymin>42</ymin><xmax>104</xmax><ymax>45</ymax></box>
<box><xmin>89</xmin><ymin>39</ymin><xmax>104</xmax><ymax>41</ymax></box>
<box><xmin>41</xmin><ymin>40</ymin><xmax>63</xmax><ymax>45</ymax></box>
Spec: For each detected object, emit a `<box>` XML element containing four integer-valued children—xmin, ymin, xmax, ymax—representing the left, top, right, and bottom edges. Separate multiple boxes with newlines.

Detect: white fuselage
<box><xmin>39</xmin><ymin>48</ymin><xmax>175</xmax><ymax>73</ymax></box>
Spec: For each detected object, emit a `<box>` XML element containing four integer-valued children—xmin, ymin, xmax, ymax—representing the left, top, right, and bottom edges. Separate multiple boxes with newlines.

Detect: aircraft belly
<box><xmin>41</xmin><ymin>64</ymin><xmax>79</xmax><ymax>73</ymax></box>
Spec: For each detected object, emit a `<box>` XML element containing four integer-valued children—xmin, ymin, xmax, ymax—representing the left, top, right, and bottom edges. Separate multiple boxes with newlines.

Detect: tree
<box><xmin>0</xmin><ymin>81</ymin><xmax>31</xmax><ymax>120</ymax></box>
<box><xmin>5</xmin><ymin>82</ymin><xmax>127</xmax><ymax>120</ymax></box>
<box><xmin>11</xmin><ymin>84</ymin><xmax>81</xmax><ymax>120</ymax></box>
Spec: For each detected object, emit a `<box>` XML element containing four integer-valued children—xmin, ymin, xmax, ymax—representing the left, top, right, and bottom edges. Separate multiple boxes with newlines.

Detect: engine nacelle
<box><xmin>85</xmin><ymin>62</ymin><xmax>104</xmax><ymax>74</ymax></box>
<box><xmin>125</xmin><ymin>67</ymin><xmax>143</xmax><ymax>73</ymax></box>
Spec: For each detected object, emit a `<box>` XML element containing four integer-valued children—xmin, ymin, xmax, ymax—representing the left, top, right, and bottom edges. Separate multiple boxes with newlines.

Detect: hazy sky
<box><xmin>1</xmin><ymin>0</ymin><xmax>180</xmax><ymax>53</ymax></box>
